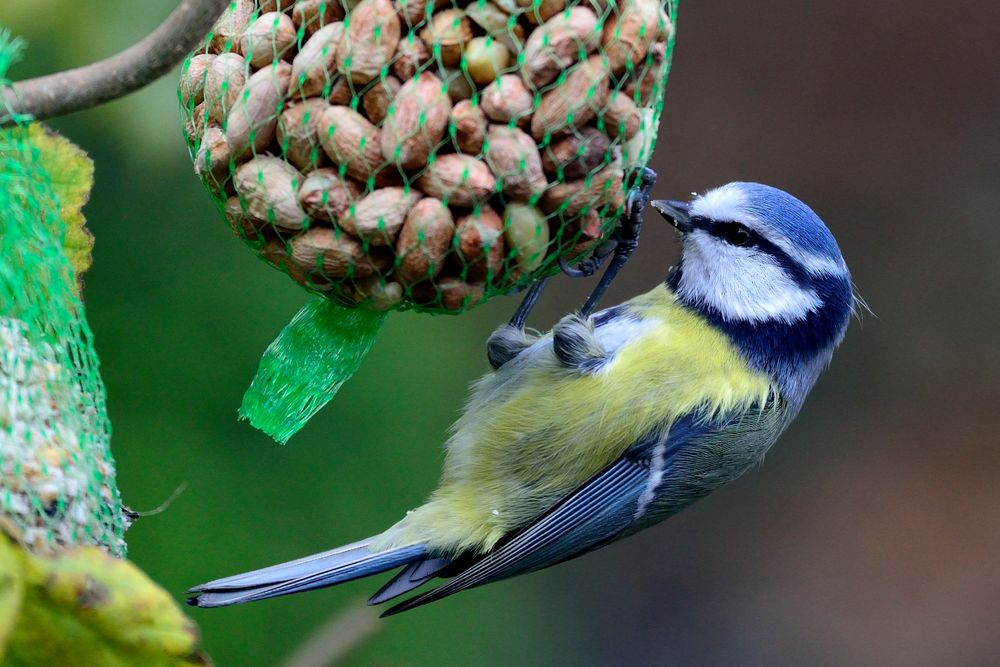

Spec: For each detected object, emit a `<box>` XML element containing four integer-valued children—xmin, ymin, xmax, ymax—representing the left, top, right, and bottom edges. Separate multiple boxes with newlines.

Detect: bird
<box><xmin>188</xmin><ymin>181</ymin><xmax>856</xmax><ymax>616</ymax></box>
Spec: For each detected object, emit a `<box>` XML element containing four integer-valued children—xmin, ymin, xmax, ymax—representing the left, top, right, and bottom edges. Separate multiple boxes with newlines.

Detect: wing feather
<box><xmin>382</xmin><ymin>457</ymin><xmax>649</xmax><ymax>616</ymax></box>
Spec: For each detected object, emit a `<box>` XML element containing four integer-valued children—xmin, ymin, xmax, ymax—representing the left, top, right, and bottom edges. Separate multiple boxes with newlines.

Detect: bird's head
<box><xmin>653</xmin><ymin>183</ymin><xmax>854</xmax><ymax>377</ymax></box>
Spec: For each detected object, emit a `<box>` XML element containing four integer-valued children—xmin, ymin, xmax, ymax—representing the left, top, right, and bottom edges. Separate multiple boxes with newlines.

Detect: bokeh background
<box><xmin>3</xmin><ymin>1</ymin><xmax>999</xmax><ymax>665</ymax></box>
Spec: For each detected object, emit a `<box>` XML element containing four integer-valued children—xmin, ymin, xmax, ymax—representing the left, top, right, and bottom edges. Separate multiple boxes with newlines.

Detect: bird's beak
<box><xmin>651</xmin><ymin>200</ymin><xmax>693</xmax><ymax>233</ymax></box>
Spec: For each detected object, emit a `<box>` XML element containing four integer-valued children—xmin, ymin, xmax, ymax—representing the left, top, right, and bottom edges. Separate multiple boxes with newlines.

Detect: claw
<box><xmin>578</xmin><ymin>168</ymin><xmax>658</xmax><ymax>316</ymax></box>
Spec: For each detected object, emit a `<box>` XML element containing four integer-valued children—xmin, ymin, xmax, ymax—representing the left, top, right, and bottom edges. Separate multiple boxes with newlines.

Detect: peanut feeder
<box><xmin>181</xmin><ymin>0</ymin><xmax>678</xmax><ymax>442</ymax></box>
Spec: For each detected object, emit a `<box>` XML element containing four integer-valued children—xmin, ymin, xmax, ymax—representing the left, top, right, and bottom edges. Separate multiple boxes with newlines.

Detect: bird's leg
<box><xmin>508</xmin><ymin>276</ymin><xmax>550</xmax><ymax>330</ymax></box>
<box><xmin>487</xmin><ymin>277</ymin><xmax>550</xmax><ymax>369</ymax></box>
<box><xmin>488</xmin><ymin>167</ymin><xmax>656</xmax><ymax>369</ymax></box>
<box><xmin>578</xmin><ymin>167</ymin><xmax>657</xmax><ymax>317</ymax></box>
<box><xmin>550</xmin><ymin>168</ymin><xmax>656</xmax><ymax>372</ymax></box>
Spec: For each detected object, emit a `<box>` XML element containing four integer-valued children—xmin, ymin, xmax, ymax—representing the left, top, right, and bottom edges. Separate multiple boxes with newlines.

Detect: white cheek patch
<box><xmin>691</xmin><ymin>184</ymin><xmax>849</xmax><ymax>279</ymax></box>
<box><xmin>677</xmin><ymin>232</ymin><xmax>823</xmax><ymax>323</ymax></box>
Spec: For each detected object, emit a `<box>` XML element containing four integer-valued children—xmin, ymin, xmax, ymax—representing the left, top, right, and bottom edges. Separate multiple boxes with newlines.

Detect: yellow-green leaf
<box><xmin>0</xmin><ymin>534</ymin><xmax>209</xmax><ymax>667</ymax></box>
<box><xmin>0</xmin><ymin>533</ymin><xmax>26</xmax><ymax>663</ymax></box>
<box><xmin>26</xmin><ymin>123</ymin><xmax>96</xmax><ymax>282</ymax></box>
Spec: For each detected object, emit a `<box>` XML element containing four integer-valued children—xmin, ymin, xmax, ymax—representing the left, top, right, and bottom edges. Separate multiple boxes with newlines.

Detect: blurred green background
<box><xmin>3</xmin><ymin>1</ymin><xmax>999</xmax><ymax>665</ymax></box>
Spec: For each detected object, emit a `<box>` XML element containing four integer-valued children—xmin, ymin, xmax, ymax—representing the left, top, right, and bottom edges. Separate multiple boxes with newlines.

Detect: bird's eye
<box><xmin>716</xmin><ymin>222</ymin><xmax>754</xmax><ymax>247</ymax></box>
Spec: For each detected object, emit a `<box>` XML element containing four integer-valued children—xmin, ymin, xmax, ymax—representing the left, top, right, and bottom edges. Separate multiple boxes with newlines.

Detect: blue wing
<box><xmin>381</xmin><ymin>415</ymin><xmax>717</xmax><ymax>616</ymax></box>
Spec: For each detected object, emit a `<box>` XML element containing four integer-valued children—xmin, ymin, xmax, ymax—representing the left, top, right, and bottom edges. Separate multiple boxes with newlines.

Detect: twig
<box><xmin>1</xmin><ymin>0</ymin><xmax>231</xmax><ymax>125</ymax></box>
<box><xmin>279</xmin><ymin>601</ymin><xmax>380</xmax><ymax>667</ymax></box>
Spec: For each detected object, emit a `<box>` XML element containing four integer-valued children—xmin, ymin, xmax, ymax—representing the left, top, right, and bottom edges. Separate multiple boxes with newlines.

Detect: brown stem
<box><xmin>1</xmin><ymin>0</ymin><xmax>231</xmax><ymax>125</ymax></box>
<box><xmin>278</xmin><ymin>602</ymin><xmax>380</xmax><ymax>667</ymax></box>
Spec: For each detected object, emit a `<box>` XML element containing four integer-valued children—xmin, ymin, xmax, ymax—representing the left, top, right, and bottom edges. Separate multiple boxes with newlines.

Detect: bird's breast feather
<box><xmin>420</xmin><ymin>290</ymin><xmax>777</xmax><ymax>552</ymax></box>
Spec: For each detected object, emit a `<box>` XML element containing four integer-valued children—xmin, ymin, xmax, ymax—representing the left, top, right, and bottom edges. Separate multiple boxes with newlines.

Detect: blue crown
<box><xmin>732</xmin><ymin>182</ymin><xmax>845</xmax><ymax>266</ymax></box>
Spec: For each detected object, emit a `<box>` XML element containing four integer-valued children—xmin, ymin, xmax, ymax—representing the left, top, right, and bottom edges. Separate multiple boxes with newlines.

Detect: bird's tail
<box><xmin>187</xmin><ymin>537</ymin><xmax>427</xmax><ymax>608</ymax></box>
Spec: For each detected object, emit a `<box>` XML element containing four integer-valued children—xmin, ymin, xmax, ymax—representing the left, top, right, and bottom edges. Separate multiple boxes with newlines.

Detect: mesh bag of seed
<box><xmin>0</xmin><ymin>47</ymin><xmax>125</xmax><ymax>557</ymax></box>
<box><xmin>181</xmin><ymin>0</ymin><xmax>677</xmax><ymax>442</ymax></box>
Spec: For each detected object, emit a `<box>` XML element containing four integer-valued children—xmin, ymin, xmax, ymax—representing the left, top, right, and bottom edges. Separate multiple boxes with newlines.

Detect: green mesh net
<box><xmin>180</xmin><ymin>0</ymin><xmax>677</xmax><ymax>441</ymax></box>
<box><xmin>0</xmin><ymin>36</ymin><xmax>126</xmax><ymax>557</ymax></box>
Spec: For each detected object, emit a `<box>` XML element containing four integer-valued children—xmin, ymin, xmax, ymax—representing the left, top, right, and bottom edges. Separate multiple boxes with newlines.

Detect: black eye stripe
<box><xmin>688</xmin><ymin>216</ymin><xmax>811</xmax><ymax>285</ymax></box>
<box><xmin>690</xmin><ymin>217</ymin><xmax>763</xmax><ymax>247</ymax></box>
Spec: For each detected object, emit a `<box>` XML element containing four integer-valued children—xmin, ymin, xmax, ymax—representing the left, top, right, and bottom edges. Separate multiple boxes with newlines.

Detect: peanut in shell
<box><xmin>437</xmin><ymin>278</ymin><xmax>485</xmax><ymax>311</ymax></box>
<box><xmin>233</xmin><ymin>156</ymin><xmax>309</xmax><ymax>230</ymax></box>
<box><xmin>341</xmin><ymin>186</ymin><xmax>423</xmax><ymax>245</ymax></box>
<box><xmin>465</xmin><ymin>1</ymin><xmax>525</xmax><ymax>53</ymax></box>
<box><xmin>209</xmin><ymin>0</ymin><xmax>255</xmax><ymax>54</ymax></box>
<box><xmin>622</xmin><ymin>107</ymin><xmax>656</xmax><ymax>168</ymax></box>
<box><xmin>450</xmin><ymin>100</ymin><xmax>487</xmax><ymax>154</ymax></box>
<box><xmin>624</xmin><ymin>40</ymin><xmax>668</xmax><ymax>107</ymax></box>
<box><xmin>520</xmin><ymin>0</ymin><xmax>565</xmax><ymax>25</ymax></box>
<box><xmin>503</xmin><ymin>203</ymin><xmax>550</xmax><ymax>274</ymax></box>
<box><xmin>601</xmin><ymin>0</ymin><xmax>670</xmax><ymax>73</ymax></box>
<box><xmin>442</xmin><ymin>67</ymin><xmax>475</xmax><ymax>102</ymax></box>
<box><xmin>298</xmin><ymin>168</ymin><xmax>361</xmax><ymax>222</ymax></box>
<box><xmin>194</xmin><ymin>126</ymin><xmax>231</xmax><ymax>185</ymax></box>
<box><xmin>355</xmin><ymin>278</ymin><xmax>405</xmax><ymax>311</ymax></box>
<box><xmin>290</xmin><ymin>22</ymin><xmax>345</xmax><ymax>98</ymax></box>
<box><xmin>600</xmin><ymin>91</ymin><xmax>642</xmax><ymax>141</ymax></box>
<box><xmin>416</xmin><ymin>154</ymin><xmax>497</xmax><ymax>207</ymax></box>
<box><xmin>259</xmin><ymin>0</ymin><xmax>296</xmax><ymax>13</ymax></box>
<box><xmin>277</xmin><ymin>98</ymin><xmax>331</xmax><ymax>171</ymax></box>
<box><xmin>362</xmin><ymin>75</ymin><xmax>402</xmax><ymax>124</ymax></box>
<box><xmin>180</xmin><ymin>54</ymin><xmax>215</xmax><ymax>107</ymax></box>
<box><xmin>541</xmin><ymin>127</ymin><xmax>611</xmax><ymax>179</ymax></box>
<box><xmin>530</xmin><ymin>55</ymin><xmax>610</xmax><ymax>140</ymax></box>
<box><xmin>480</xmin><ymin>75</ymin><xmax>534</xmax><ymax>125</ymax></box>
<box><xmin>456</xmin><ymin>205</ymin><xmax>505</xmax><ymax>281</ymax></box>
<box><xmin>328</xmin><ymin>77</ymin><xmax>354</xmax><ymax>106</ymax></box>
<box><xmin>464</xmin><ymin>37</ymin><xmax>511</xmax><ymax>86</ymax></box>
<box><xmin>540</xmin><ymin>156</ymin><xmax>624</xmax><ymax>217</ymax></box>
<box><xmin>293</xmin><ymin>0</ymin><xmax>347</xmax><ymax>35</ymax></box>
<box><xmin>319</xmin><ymin>106</ymin><xmax>385</xmax><ymax>182</ymax></box>
<box><xmin>392</xmin><ymin>34</ymin><xmax>430</xmax><ymax>80</ymax></box>
<box><xmin>288</xmin><ymin>226</ymin><xmax>376</xmax><ymax>279</ymax></box>
<box><xmin>184</xmin><ymin>102</ymin><xmax>209</xmax><ymax>142</ymax></box>
<box><xmin>485</xmin><ymin>125</ymin><xmax>547</xmax><ymax>201</ymax></box>
<box><xmin>396</xmin><ymin>197</ymin><xmax>455</xmax><ymax>283</ymax></box>
<box><xmin>225</xmin><ymin>62</ymin><xmax>293</xmax><ymax>160</ymax></box>
<box><xmin>520</xmin><ymin>7</ymin><xmax>600</xmax><ymax>88</ymax></box>
<box><xmin>241</xmin><ymin>12</ymin><xmax>297</xmax><ymax>69</ymax></box>
<box><xmin>204</xmin><ymin>53</ymin><xmax>247</xmax><ymax>124</ymax></box>
<box><xmin>381</xmin><ymin>72</ymin><xmax>453</xmax><ymax>170</ymax></box>
<box><xmin>337</xmin><ymin>0</ymin><xmax>402</xmax><ymax>84</ymax></box>
<box><xmin>225</xmin><ymin>195</ymin><xmax>272</xmax><ymax>244</ymax></box>
<box><xmin>395</xmin><ymin>0</ymin><xmax>449</xmax><ymax>28</ymax></box>
<box><xmin>420</xmin><ymin>9</ymin><xmax>473</xmax><ymax>67</ymax></box>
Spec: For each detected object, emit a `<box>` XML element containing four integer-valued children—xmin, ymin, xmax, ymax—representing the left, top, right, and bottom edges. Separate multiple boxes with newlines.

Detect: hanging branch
<box><xmin>1</xmin><ymin>0</ymin><xmax>230</xmax><ymax>125</ymax></box>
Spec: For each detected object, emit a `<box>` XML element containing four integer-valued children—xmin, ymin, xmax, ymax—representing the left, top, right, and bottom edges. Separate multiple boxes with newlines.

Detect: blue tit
<box><xmin>188</xmin><ymin>182</ymin><xmax>855</xmax><ymax>615</ymax></box>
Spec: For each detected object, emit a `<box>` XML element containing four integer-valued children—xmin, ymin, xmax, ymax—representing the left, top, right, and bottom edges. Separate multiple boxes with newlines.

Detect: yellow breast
<box><xmin>374</xmin><ymin>285</ymin><xmax>776</xmax><ymax>555</ymax></box>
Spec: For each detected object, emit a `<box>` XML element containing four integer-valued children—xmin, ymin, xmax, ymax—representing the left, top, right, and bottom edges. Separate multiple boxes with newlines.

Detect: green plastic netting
<box><xmin>180</xmin><ymin>0</ymin><xmax>677</xmax><ymax>441</ymax></box>
<box><xmin>0</xmin><ymin>35</ymin><xmax>126</xmax><ymax>557</ymax></box>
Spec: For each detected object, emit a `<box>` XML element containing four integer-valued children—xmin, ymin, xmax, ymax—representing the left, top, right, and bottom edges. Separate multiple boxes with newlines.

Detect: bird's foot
<box><xmin>487</xmin><ymin>324</ymin><xmax>541</xmax><ymax>370</ymax></box>
<box><xmin>552</xmin><ymin>312</ymin><xmax>607</xmax><ymax>372</ymax></box>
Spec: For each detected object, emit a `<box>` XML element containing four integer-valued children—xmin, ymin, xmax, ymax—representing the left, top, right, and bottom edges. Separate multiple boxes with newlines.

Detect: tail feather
<box><xmin>367</xmin><ymin>556</ymin><xmax>451</xmax><ymax>605</ymax></box>
<box><xmin>187</xmin><ymin>538</ymin><xmax>427</xmax><ymax>608</ymax></box>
